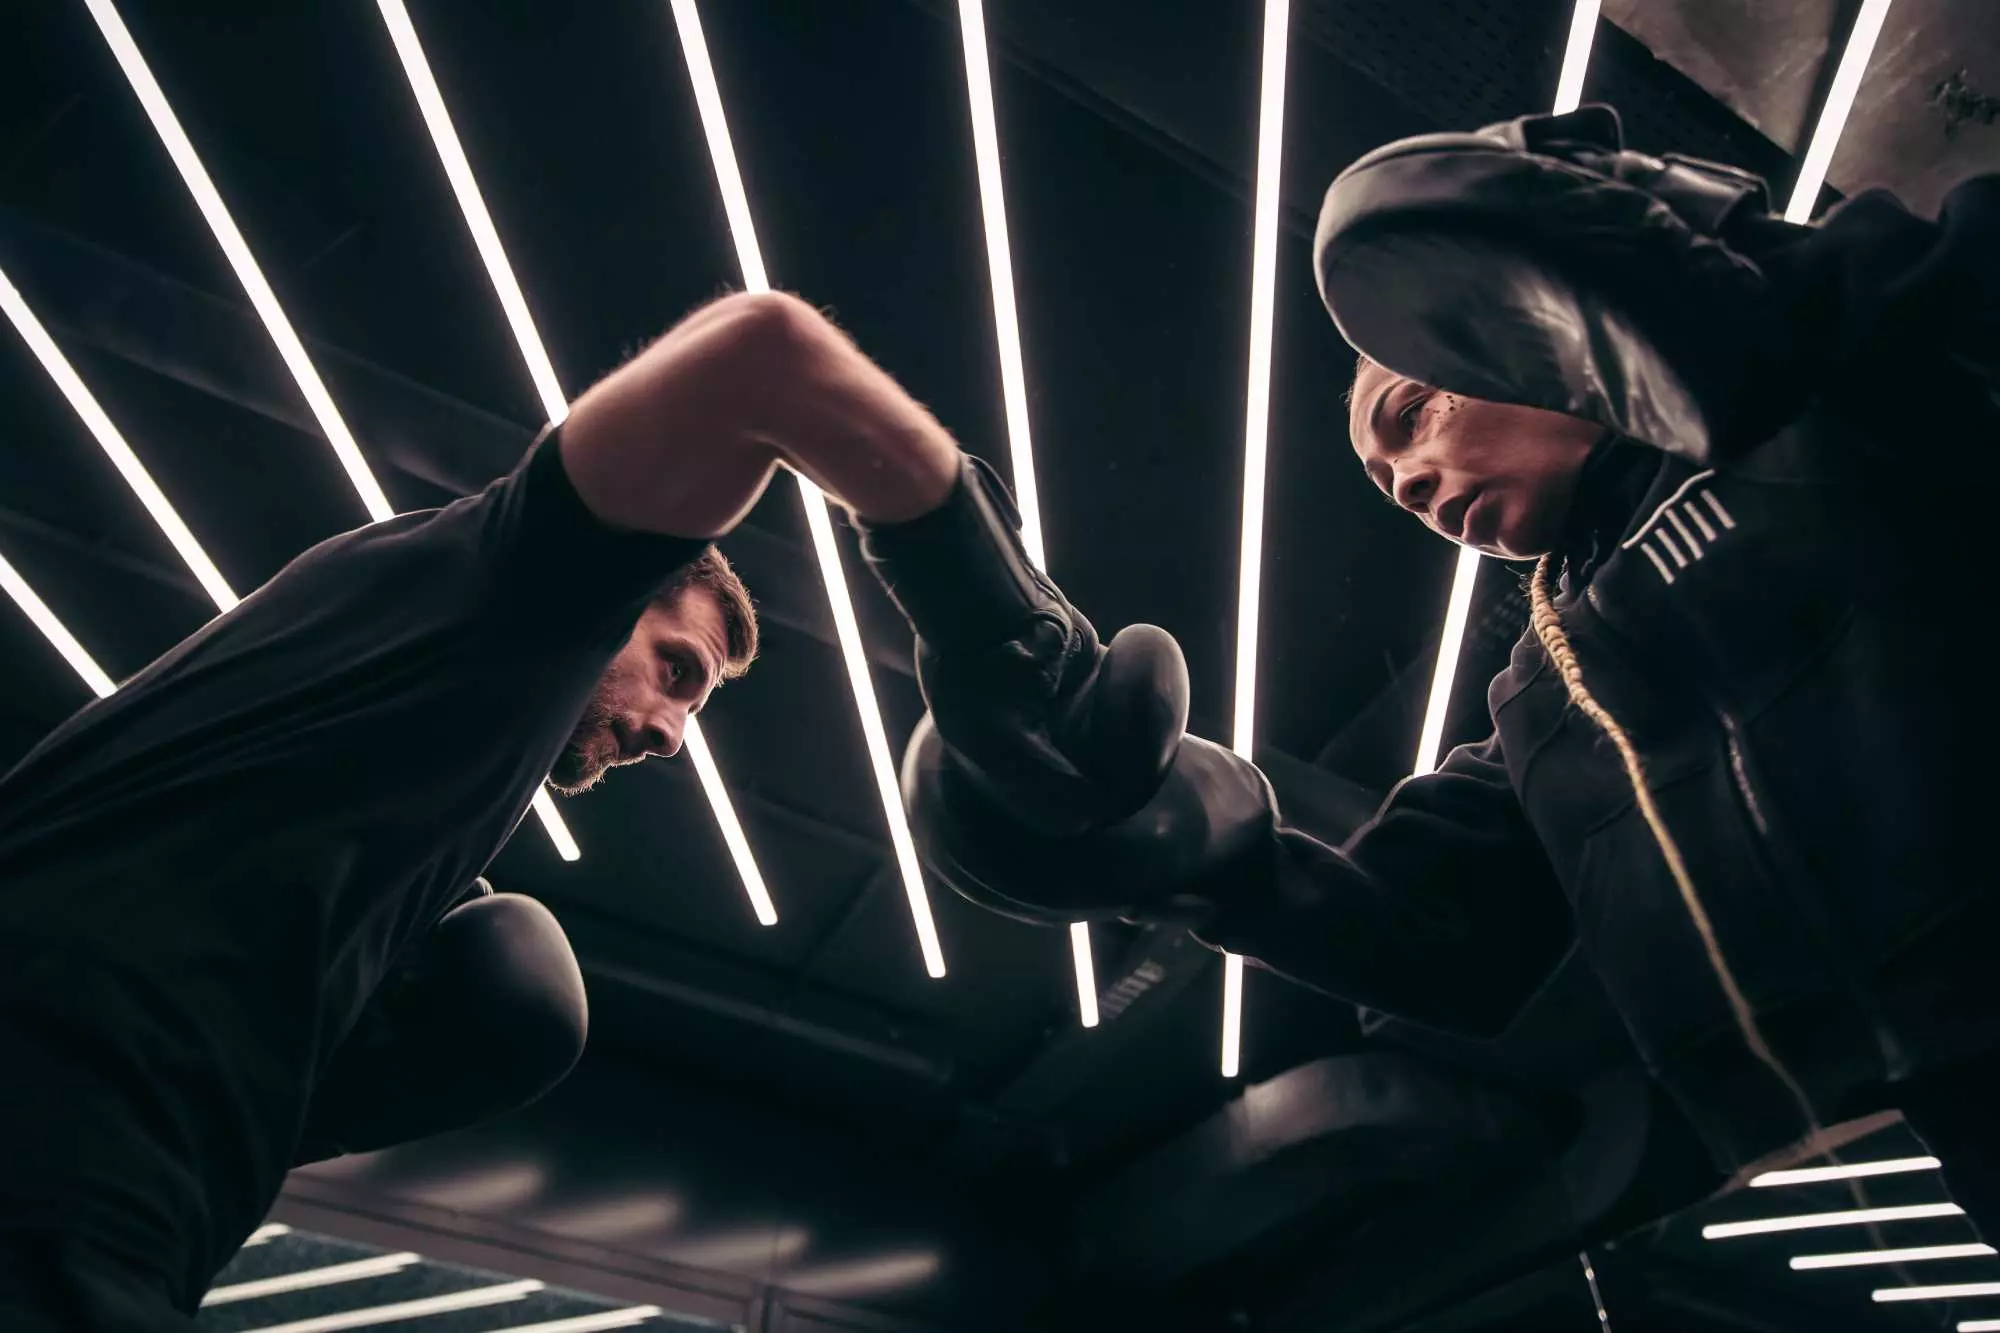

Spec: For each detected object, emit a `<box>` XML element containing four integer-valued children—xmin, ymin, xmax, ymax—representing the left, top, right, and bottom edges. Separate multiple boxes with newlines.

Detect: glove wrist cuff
<box><xmin>857</xmin><ymin>455</ymin><xmax>1050</xmax><ymax>652</ymax></box>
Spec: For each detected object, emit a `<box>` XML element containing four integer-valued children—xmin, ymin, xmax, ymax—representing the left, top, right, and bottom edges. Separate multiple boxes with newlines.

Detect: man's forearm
<box><xmin>560</xmin><ymin>292</ymin><xmax>961</xmax><ymax>541</ymax></box>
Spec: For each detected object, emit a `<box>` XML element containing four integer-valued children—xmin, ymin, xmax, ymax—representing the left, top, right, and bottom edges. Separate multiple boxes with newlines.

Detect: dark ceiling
<box><xmin>4</xmin><ymin>2</ymin><xmax>1993</xmax><ymax>1331</ymax></box>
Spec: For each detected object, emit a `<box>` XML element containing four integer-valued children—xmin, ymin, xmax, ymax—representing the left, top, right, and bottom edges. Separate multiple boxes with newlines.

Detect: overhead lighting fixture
<box><xmin>1219</xmin><ymin>0</ymin><xmax>1291</xmax><ymax>1077</ymax></box>
<box><xmin>0</xmin><ymin>550</ymin><xmax>117</xmax><ymax>699</ymax></box>
<box><xmin>492</xmin><ymin>1310</ymin><xmax>665</xmax><ymax>1333</ymax></box>
<box><xmin>83</xmin><ymin>0</ymin><xmax>394</xmax><ymax>523</ymax></box>
<box><xmin>373</xmin><ymin>0</ymin><xmax>567</xmax><ymax>427</ymax></box>
<box><xmin>1070</xmin><ymin>922</ymin><xmax>1100</xmax><ymax>1028</ymax></box>
<box><xmin>238</xmin><ymin>1278</ymin><xmax>543</xmax><ymax>1333</ymax></box>
<box><xmin>1962</xmin><ymin>1320</ymin><xmax>2000</xmax><ymax>1332</ymax></box>
<box><xmin>1754</xmin><ymin>1155</ymin><xmax>1941</xmax><ymax>1187</ymax></box>
<box><xmin>1876</xmin><ymin>1280</ymin><xmax>2000</xmax><ymax>1303</ymax></box>
<box><xmin>1408</xmin><ymin>0</ymin><xmax>1600</xmax><ymax>779</ymax></box>
<box><xmin>374</xmin><ymin>0</ymin><xmax>779</xmax><ymax>891</ymax></box>
<box><xmin>1793</xmin><ymin>1243</ymin><xmax>1996</xmax><ymax>1270</ymax></box>
<box><xmin>1551</xmin><ymin>0</ymin><xmax>1602</xmax><ymax>115</ymax></box>
<box><xmin>667</xmin><ymin>0</ymin><xmax>944</xmax><ymax>976</ymax></box>
<box><xmin>242</xmin><ymin>1223</ymin><xmax>293</xmax><ymax>1248</ymax></box>
<box><xmin>201</xmin><ymin>1252</ymin><xmax>420</xmax><ymax>1306</ymax></box>
<box><xmin>0</xmin><ymin>267</ymin><xmax>238</xmax><ymax>611</ymax></box>
<box><xmin>1784</xmin><ymin>0</ymin><xmax>1895</xmax><ymax>222</ymax></box>
<box><xmin>955</xmin><ymin>0</ymin><xmax>1101</xmax><ymax>1021</ymax></box>
<box><xmin>1703</xmin><ymin>1202</ymin><xmax>1964</xmax><ymax>1240</ymax></box>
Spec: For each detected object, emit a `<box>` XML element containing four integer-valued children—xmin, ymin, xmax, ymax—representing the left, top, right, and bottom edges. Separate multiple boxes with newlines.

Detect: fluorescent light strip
<box><xmin>238</xmin><ymin>1278</ymin><xmax>542</xmax><ymax>1333</ymax></box>
<box><xmin>481</xmin><ymin>1307</ymin><xmax>663</xmax><ymax>1333</ymax></box>
<box><xmin>1754</xmin><ymin>1154</ymin><xmax>1941</xmax><ymax>1187</ymax></box>
<box><xmin>376</xmin><ymin>1</ymin><xmax>783</xmax><ymax>882</ymax></box>
<box><xmin>243</xmin><ymin>1223</ymin><xmax>293</xmax><ymax>1248</ymax></box>
<box><xmin>1220</xmin><ymin>0</ymin><xmax>1291</xmax><ymax>1074</ymax></box>
<box><xmin>1704</xmin><ymin>1202</ymin><xmax>1963</xmax><ymax>1239</ymax></box>
<box><xmin>1793</xmin><ymin>1243</ymin><xmax>1995</xmax><ymax>1270</ymax></box>
<box><xmin>374</xmin><ymin>0</ymin><xmax>567</xmax><ymax>427</ymax></box>
<box><xmin>1877</xmin><ymin>1280</ymin><xmax>2000</xmax><ymax>1303</ymax></box>
<box><xmin>202</xmin><ymin>1252</ymin><xmax>420</xmax><ymax>1306</ymax></box>
<box><xmin>1220</xmin><ymin>950</ymin><xmax>1246</xmax><ymax>1078</ymax></box>
<box><xmin>1069</xmin><ymin>921</ymin><xmax>1100</xmax><ymax>1028</ymax></box>
<box><xmin>83</xmin><ymin>0</ymin><xmax>393</xmax><ymax>523</ymax></box>
<box><xmin>1407</xmin><ymin>1</ymin><xmax>1600</xmax><ymax>779</ymax></box>
<box><xmin>1962</xmin><ymin>1320</ymin><xmax>2000</xmax><ymax>1332</ymax></box>
<box><xmin>1784</xmin><ymin>0</ymin><xmax>1895</xmax><ymax>223</ymax></box>
<box><xmin>0</xmin><ymin>550</ymin><xmax>118</xmax><ymax>698</ymax></box>
<box><xmin>956</xmin><ymin>0</ymin><xmax>1100</xmax><ymax>1019</ymax></box>
<box><xmin>686</xmin><ymin>722</ymin><xmax>776</xmax><ymax>924</ymax></box>
<box><xmin>1551</xmin><ymin>0</ymin><xmax>1602</xmax><ymax>115</ymax></box>
<box><xmin>0</xmin><ymin>267</ymin><xmax>238</xmax><ymax>611</ymax></box>
<box><xmin>667</xmin><ymin>0</ymin><xmax>943</xmax><ymax>976</ymax></box>
<box><xmin>955</xmin><ymin>0</ymin><xmax>1043</xmax><ymax>569</ymax></box>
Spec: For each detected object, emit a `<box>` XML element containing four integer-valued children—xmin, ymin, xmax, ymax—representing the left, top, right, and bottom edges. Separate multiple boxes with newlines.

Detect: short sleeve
<box><xmin>471</xmin><ymin>425</ymin><xmax>711</xmax><ymax>637</ymax></box>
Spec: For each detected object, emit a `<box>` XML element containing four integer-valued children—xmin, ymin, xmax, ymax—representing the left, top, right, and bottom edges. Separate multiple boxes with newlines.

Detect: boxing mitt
<box><xmin>294</xmin><ymin>888</ymin><xmax>586</xmax><ymax>1164</ymax></box>
<box><xmin>1314</xmin><ymin>103</ymin><xmax>1786</xmax><ymax>462</ymax></box>
<box><xmin>902</xmin><ymin>714</ymin><xmax>1276</xmax><ymax>927</ymax></box>
<box><xmin>859</xmin><ymin>455</ymin><xmax>1189</xmax><ymax>836</ymax></box>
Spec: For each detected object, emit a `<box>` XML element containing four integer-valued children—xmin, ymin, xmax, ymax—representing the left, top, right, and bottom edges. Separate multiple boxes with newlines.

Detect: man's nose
<box><xmin>1392</xmin><ymin>464</ymin><xmax>1438</xmax><ymax>514</ymax></box>
<box><xmin>636</xmin><ymin>705</ymin><xmax>686</xmax><ymax>760</ymax></box>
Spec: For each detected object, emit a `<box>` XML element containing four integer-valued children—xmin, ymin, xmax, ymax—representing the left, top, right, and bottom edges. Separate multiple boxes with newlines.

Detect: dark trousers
<box><xmin>1898</xmin><ymin>1059</ymin><xmax>2000</xmax><ymax>1241</ymax></box>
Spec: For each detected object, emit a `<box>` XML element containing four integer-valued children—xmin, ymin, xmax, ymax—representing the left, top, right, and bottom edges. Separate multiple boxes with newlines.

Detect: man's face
<box><xmin>1347</xmin><ymin>359</ymin><xmax>1603</xmax><ymax>559</ymax></box>
<box><xmin>550</xmin><ymin>588</ymin><xmax>730</xmax><ymax>796</ymax></box>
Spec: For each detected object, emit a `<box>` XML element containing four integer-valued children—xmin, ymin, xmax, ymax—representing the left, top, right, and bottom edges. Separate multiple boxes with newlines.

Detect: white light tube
<box><xmin>1220</xmin><ymin>0</ymin><xmax>1291</xmax><ymax>1079</ymax></box>
<box><xmin>1069</xmin><ymin>921</ymin><xmax>1100</xmax><ymax>1028</ymax></box>
<box><xmin>84</xmin><ymin>0</ymin><xmax>394</xmax><ymax>523</ymax></box>
<box><xmin>482</xmin><ymin>1310</ymin><xmax>664</xmax><ymax>1333</ymax></box>
<box><xmin>239</xmin><ymin>1278</ymin><xmax>542</xmax><ymax>1333</ymax></box>
<box><xmin>957</xmin><ymin>0</ymin><xmax>1100</xmax><ymax>1016</ymax></box>
<box><xmin>1877</xmin><ymin>1281</ymin><xmax>2000</xmax><ymax>1303</ymax></box>
<box><xmin>1408</xmin><ymin>0</ymin><xmax>1601</xmax><ymax>779</ymax></box>
<box><xmin>685</xmin><ymin>722</ymin><xmax>776</xmax><ymax>924</ymax></box>
<box><xmin>373</xmin><ymin>0</ymin><xmax>568</xmax><ymax>427</ymax></box>
<box><xmin>1785</xmin><ymin>0</ymin><xmax>1895</xmax><ymax>223</ymax></box>
<box><xmin>1754</xmin><ymin>1155</ymin><xmax>1941</xmax><ymax>1187</ymax></box>
<box><xmin>376</xmin><ymin>0</ymin><xmax>787</xmax><ymax>883</ymax></box>
<box><xmin>1704</xmin><ymin>1202</ymin><xmax>1963</xmax><ymax>1239</ymax></box>
<box><xmin>0</xmin><ymin>267</ymin><xmax>238</xmax><ymax>611</ymax></box>
<box><xmin>202</xmin><ymin>1252</ymin><xmax>420</xmax><ymax>1306</ymax></box>
<box><xmin>0</xmin><ymin>551</ymin><xmax>117</xmax><ymax>698</ymax></box>
<box><xmin>1551</xmin><ymin>0</ymin><xmax>1602</xmax><ymax>115</ymax></box>
<box><xmin>1961</xmin><ymin>1320</ymin><xmax>2000</xmax><ymax>1331</ymax></box>
<box><xmin>667</xmin><ymin>0</ymin><xmax>943</xmax><ymax>975</ymax></box>
<box><xmin>243</xmin><ymin>1223</ymin><xmax>293</xmax><ymax>1248</ymax></box>
<box><xmin>1221</xmin><ymin>951</ymin><xmax>1246</xmax><ymax>1078</ymax></box>
<box><xmin>1793</xmin><ymin>1243</ymin><xmax>1995</xmax><ymax>1270</ymax></box>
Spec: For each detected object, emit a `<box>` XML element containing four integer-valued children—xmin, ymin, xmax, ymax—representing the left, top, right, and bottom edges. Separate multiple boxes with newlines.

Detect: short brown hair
<box><xmin>658</xmin><ymin>546</ymin><xmax>759</xmax><ymax>680</ymax></box>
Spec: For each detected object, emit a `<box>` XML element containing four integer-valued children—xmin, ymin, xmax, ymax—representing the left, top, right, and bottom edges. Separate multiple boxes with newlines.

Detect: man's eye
<box><xmin>1398</xmin><ymin>399</ymin><xmax>1423</xmax><ymax>434</ymax></box>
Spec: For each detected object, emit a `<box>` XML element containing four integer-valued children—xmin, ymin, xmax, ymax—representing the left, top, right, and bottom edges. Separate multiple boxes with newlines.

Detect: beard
<box><xmin>549</xmin><ymin>689</ymin><xmax>618</xmax><ymax>796</ymax></box>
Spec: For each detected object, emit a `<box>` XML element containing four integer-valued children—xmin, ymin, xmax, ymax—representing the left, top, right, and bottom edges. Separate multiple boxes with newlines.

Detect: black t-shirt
<box><xmin>0</xmin><ymin>430</ymin><xmax>704</xmax><ymax>1307</ymax></box>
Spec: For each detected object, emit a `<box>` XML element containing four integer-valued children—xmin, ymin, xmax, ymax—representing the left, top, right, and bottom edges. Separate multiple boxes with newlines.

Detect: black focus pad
<box><xmin>902</xmin><ymin>715</ymin><xmax>1276</xmax><ymax>928</ymax></box>
<box><xmin>295</xmin><ymin>893</ymin><xmax>586</xmax><ymax>1164</ymax></box>
<box><xmin>1315</xmin><ymin>104</ymin><xmax>1784</xmax><ymax>462</ymax></box>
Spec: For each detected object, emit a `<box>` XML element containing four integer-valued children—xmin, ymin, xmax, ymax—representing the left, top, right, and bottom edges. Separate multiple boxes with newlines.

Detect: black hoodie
<box><xmin>1202</xmin><ymin>175</ymin><xmax>2000</xmax><ymax>1174</ymax></box>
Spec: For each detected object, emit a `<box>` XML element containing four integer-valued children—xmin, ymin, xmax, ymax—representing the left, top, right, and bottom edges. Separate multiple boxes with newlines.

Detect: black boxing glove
<box><xmin>294</xmin><ymin>888</ymin><xmax>587</xmax><ymax>1165</ymax></box>
<box><xmin>902</xmin><ymin>714</ymin><xmax>1276</xmax><ymax>927</ymax></box>
<box><xmin>857</xmin><ymin>455</ymin><xmax>1190</xmax><ymax>837</ymax></box>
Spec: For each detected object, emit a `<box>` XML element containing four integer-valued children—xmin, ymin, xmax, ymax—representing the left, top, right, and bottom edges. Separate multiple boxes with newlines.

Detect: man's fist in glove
<box><xmin>859</xmin><ymin>457</ymin><xmax>1190</xmax><ymax>836</ymax></box>
<box><xmin>902</xmin><ymin>715</ymin><xmax>1278</xmax><ymax>927</ymax></box>
<box><xmin>294</xmin><ymin>887</ymin><xmax>586</xmax><ymax>1165</ymax></box>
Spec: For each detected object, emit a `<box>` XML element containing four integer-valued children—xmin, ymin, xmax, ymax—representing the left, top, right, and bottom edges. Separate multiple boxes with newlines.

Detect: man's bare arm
<box><xmin>559</xmin><ymin>291</ymin><xmax>961</xmax><ymax>539</ymax></box>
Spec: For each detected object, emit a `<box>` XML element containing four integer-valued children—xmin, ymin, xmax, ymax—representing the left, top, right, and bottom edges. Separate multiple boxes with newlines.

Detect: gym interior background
<box><xmin>2</xmin><ymin>1</ymin><xmax>1996</xmax><ymax>1329</ymax></box>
